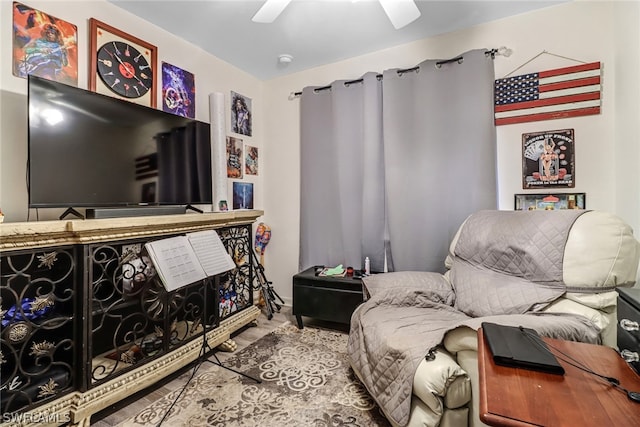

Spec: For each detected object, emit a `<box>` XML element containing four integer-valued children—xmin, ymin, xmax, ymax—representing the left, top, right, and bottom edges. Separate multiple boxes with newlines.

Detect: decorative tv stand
<box><xmin>0</xmin><ymin>210</ymin><xmax>263</xmax><ymax>426</ymax></box>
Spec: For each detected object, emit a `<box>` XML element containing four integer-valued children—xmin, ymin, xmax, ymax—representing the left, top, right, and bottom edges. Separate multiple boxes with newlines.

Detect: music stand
<box><xmin>144</xmin><ymin>230</ymin><xmax>263</xmax><ymax>379</ymax></box>
<box><xmin>198</xmin><ymin>275</ymin><xmax>261</xmax><ymax>383</ymax></box>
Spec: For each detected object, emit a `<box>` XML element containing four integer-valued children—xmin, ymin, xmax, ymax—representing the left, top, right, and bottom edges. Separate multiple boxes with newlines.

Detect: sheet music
<box><xmin>144</xmin><ymin>236</ymin><xmax>206</xmax><ymax>291</ymax></box>
<box><xmin>186</xmin><ymin>230</ymin><xmax>236</xmax><ymax>277</ymax></box>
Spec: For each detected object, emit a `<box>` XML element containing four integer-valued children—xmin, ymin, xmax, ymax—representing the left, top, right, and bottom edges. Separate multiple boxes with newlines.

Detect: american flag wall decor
<box><xmin>494</xmin><ymin>61</ymin><xmax>601</xmax><ymax>126</ymax></box>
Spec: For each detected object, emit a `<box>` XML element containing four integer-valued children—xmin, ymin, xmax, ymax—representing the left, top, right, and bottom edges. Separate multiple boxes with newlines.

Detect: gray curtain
<box><xmin>299</xmin><ymin>49</ymin><xmax>496</xmax><ymax>273</ymax></box>
<box><xmin>300</xmin><ymin>72</ymin><xmax>386</xmax><ymax>272</ymax></box>
<box><xmin>383</xmin><ymin>49</ymin><xmax>497</xmax><ymax>272</ymax></box>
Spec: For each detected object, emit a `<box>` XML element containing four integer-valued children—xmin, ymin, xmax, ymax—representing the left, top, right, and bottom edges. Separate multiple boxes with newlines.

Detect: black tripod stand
<box><xmin>157</xmin><ymin>277</ymin><xmax>260</xmax><ymax>426</ymax></box>
<box><xmin>250</xmin><ymin>249</ymin><xmax>284</xmax><ymax>320</ymax></box>
<box><xmin>199</xmin><ymin>276</ymin><xmax>261</xmax><ymax>381</ymax></box>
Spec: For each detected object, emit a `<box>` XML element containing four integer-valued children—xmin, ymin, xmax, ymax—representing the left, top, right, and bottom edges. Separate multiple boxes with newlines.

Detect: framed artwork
<box><xmin>231</xmin><ymin>91</ymin><xmax>252</xmax><ymax>136</ymax></box>
<box><xmin>89</xmin><ymin>18</ymin><xmax>157</xmax><ymax>108</ymax></box>
<box><xmin>227</xmin><ymin>136</ymin><xmax>243</xmax><ymax>178</ymax></box>
<box><xmin>245</xmin><ymin>145</ymin><xmax>258</xmax><ymax>175</ymax></box>
<box><xmin>522</xmin><ymin>129</ymin><xmax>574</xmax><ymax>189</ymax></box>
<box><xmin>12</xmin><ymin>2</ymin><xmax>78</xmax><ymax>85</ymax></box>
<box><xmin>514</xmin><ymin>193</ymin><xmax>585</xmax><ymax>211</ymax></box>
<box><xmin>233</xmin><ymin>182</ymin><xmax>254</xmax><ymax>210</ymax></box>
<box><xmin>161</xmin><ymin>62</ymin><xmax>195</xmax><ymax>118</ymax></box>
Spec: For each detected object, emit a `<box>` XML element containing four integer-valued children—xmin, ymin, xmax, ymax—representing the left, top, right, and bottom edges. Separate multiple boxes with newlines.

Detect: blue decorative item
<box><xmin>2</xmin><ymin>296</ymin><xmax>54</xmax><ymax>327</ymax></box>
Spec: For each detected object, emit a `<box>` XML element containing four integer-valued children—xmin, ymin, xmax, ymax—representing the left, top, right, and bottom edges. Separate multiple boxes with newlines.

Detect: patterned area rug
<box><xmin>118</xmin><ymin>322</ymin><xmax>391</xmax><ymax>426</ymax></box>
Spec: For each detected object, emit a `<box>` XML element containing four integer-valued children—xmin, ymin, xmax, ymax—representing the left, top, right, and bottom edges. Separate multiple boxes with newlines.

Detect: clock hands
<box><xmin>111</xmin><ymin>41</ymin><xmax>121</xmax><ymax>56</ymax></box>
<box><xmin>110</xmin><ymin>46</ymin><xmax>150</xmax><ymax>85</ymax></box>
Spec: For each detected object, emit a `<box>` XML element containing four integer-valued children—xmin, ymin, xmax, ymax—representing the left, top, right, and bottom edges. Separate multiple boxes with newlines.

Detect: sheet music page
<box><xmin>186</xmin><ymin>230</ymin><xmax>236</xmax><ymax>277</ymax></box>
<box><xmin>144</xmin><ymin>236</ymin><xmax>207</xmax><ymax>291</ymax></box>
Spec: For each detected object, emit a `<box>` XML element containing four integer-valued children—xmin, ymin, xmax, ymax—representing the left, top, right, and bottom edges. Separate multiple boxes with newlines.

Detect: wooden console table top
<box><xmin>0</xmin><ymin>210</ymin><xmax>263</xmax><ymax>249</ymax></box>
<box><xmin>478</xmin><ymin>327</ymin><xmax>640</xmax><ymax>426</ymax></box>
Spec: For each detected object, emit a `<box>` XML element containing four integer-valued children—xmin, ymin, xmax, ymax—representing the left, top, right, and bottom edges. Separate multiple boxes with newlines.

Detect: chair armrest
<box><xmin>413</xmin><ymin>346</ymin><xmax>471</xmax><ymax>415</ymax></box>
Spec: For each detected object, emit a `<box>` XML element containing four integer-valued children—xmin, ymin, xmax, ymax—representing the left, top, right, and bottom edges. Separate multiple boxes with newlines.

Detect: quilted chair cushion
<box><xmin>362</xmin><ymin>271</ymin><xmax>455</xmax><ymax>306</ymax></box>
<box><xmin>447</xmin><ymin>210</ymin><xmax>640</xmax><ymax>290</ymax></box>
<box><xmin>563</xmin><ymin>211</ymin><xmax>640</xmax><ymax>289</ymax></box>
<box><xmin>446</xmin><ymin>210</ymin><xmax>640</xmax><ymax>317</ymax></box>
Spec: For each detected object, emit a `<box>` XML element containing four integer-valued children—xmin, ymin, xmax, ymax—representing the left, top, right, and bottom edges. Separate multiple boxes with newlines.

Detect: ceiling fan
<box><xmin>252</xmin><ymin>0</ymin><xmax>421</xmax><ymax>30</ymax></box>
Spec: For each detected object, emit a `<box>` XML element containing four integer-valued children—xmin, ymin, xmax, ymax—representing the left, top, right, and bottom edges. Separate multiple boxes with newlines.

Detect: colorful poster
<box><xmin>245</xmin><ymin>145</ymin><xmax>258</xmax><ymax>175</ymax></box>
<box><xmin>522</xmin><ymin>129</ymin><xmax>575</xmax><ymax>189</ymax></box>
<box><xmin>231</xmin><ymin>91</ymin><xmax>252</xmax><ymax>136</ymax></box>
<box><xmin>233</xmin><ymin>182</ymin><xmax>254</xmax><ymax>210</ymax></box>
<box><xmin>161</xmin><ymin>62</ymin><xmax>195</xmax><ymax>118</ymax></box>
<box><xmin>12</xmin><ymin>2</ymin><xmax>78</xmax><ymax>85</ymax></box>
<box><xmin>226</xmin><ymin>136</ymin><xmax>243</xmax><ymax>178</ymax></box>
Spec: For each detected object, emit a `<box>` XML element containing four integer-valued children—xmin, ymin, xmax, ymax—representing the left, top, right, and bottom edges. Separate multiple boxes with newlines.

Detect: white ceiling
<box><xmin>108</xmin><ymin>0</ymin><xmax>566</xmax><ymax>81</ymax></box>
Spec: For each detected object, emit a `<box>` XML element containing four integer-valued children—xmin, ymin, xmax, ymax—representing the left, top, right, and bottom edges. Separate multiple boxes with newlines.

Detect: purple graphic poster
<box><xmin>161</xmin><ymin>62</ymin><xmax>195</xmax><ymax>118</ymax></box>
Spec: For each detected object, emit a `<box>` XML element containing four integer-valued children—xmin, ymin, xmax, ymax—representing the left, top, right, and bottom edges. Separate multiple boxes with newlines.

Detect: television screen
<box><xmin>28</xmin><ymin>75</ymin><xmax>212</xmax><ymax>209</ymax></box>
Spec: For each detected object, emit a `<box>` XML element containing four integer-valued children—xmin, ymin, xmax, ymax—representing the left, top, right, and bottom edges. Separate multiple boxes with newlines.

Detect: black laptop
<box><xmin>481</xmin><ymin>322</ymin><xmax>565</xmax><ymax>375</ymax></box>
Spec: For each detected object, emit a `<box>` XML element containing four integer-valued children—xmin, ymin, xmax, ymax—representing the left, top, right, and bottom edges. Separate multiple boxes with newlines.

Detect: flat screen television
<box><xmin>27</xmin><ymin>74</ymin><xmax>212</xmax><ymax>210</ymax></box>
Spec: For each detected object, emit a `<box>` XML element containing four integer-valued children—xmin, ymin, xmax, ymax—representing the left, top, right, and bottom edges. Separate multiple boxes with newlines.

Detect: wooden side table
<box><xmin>292</xmin><ymin>266</ymin><xmax>365</xmax><ymax>328</ymax></box>
<box><xmin>477</xmin><ymin>327</ymin><xmax>640</xmax><ymax>426</ymax></box>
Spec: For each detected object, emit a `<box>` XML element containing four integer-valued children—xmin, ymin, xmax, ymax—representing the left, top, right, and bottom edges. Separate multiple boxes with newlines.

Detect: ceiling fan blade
<box><xmin>252</xmin><ymin>0</ymin><xmax>293</xmax><ymax>23</ymax></box>
<box><xmin>378</xmin><ymin>0</ymin><xmax>421</xmax><ymax>30</ymax></box>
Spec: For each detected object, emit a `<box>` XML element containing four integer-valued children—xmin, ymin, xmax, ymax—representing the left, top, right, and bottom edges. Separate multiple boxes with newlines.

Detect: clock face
<box><xmin>96</xmin><ymin>41</ymin><xmax>153</xmax><ymax>99</ymax></box>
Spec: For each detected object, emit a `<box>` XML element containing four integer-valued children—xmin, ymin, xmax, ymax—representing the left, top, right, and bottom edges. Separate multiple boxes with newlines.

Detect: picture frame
<box><xmin>161</xmin><ymin>62</ymin><xmax>195</xmax><ymax>118</ymax></box>
<box><xmin>12</xmin><ymin>2</ymin><xmax>78</xmax><ymax>86</ymax></box>
<box><xmin>233</xmin><ymin>182</ymin><xmax>254</xmax><ymax>210</ymax></box>
<box><xmin>227</xmin><ymin>136</ymin><xmax>243</xmax><ymax>178</ymax></box>
<box><xmin>514</xmin><ymin>193</ymin><xmax>586</xmax><ymax>211</ymax></box>
<box><xmin>89</xmin><ymin>18</ymin><xmax>157</xmax><ymax>108</ymax></box>
<box><xmin>522</xmin><ymin>129</ymin><xmax>575</xmax><ymax>189</ymax></box>
<box><xmin>231</xmin><ymin>91</ymin><xmax>252</xmax><ymax>136</ymax></box>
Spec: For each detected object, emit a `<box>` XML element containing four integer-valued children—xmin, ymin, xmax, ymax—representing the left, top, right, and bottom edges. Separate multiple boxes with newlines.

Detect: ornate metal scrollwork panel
<box><xmin>89</xmin><ymin>241</ymin><xmax>165</xmax><ymax>385</ymax></box>
<box><xmin>218</xmin><ymin>226</ymin><xmax>252</xmax><ymax>319</ymax></box>
<box><xmin>0</xmin><ymin>247</ymin><xmax>76</xmax><ymax>415</ymax></box>
<box><xmin>167</xmin><ymin>281</ymin><xmax>207</xmax><ymax>351</ymax></box>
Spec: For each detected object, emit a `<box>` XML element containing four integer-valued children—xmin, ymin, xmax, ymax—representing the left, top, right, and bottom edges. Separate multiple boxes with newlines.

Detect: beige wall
<box><xmin>2</xmin><ymin>1</ymin><xmax>639</xmax><ymax>305</ymax></box>
<box><xmin>262</xmin><ymin>1</ymin><xmax>640</xmax><ymax>303</ymax></box>
<box><xmin>0</xmin><ymin>0</ymin><xmax>265</xmax><ymax>222</ymax></box>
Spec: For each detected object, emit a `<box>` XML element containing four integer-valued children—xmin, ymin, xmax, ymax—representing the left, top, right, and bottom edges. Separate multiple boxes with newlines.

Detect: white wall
<box><xmin>0</xmin><ymin>0</ymin><xmax>264</xmax><ymax>221</ymax></box>
<box><xmin>2</xmin><ymin>1</ymin><xmax>638</xmax><ymax>305</ymax></box>
<box><xmin>263</xmin><ymin>0</ymin><xmax>640</xmax><ymax>304</ymax></box>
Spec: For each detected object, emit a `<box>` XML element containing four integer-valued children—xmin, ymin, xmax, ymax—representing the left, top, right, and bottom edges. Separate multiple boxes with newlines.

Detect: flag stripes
<box><xmin>494</xmin><ymin>61</ymin><xmax>601</xmax><ymax>126</ymax></box>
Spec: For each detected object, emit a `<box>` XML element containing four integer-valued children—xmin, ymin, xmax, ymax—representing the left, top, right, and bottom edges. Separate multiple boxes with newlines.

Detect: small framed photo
<box><xmin>231</xmin><ymin>91</ymin><xmax>252</xmax><ymax>136</ymax></box>
<box><xmin>232</xmin><ymin>182</ymin><xmax>253</xmax><ymax>210</ymax></box>
<box><xmin>514</xmin><ymin>193</ymin><xmax>586</xmax><ymax>211</ymax></box>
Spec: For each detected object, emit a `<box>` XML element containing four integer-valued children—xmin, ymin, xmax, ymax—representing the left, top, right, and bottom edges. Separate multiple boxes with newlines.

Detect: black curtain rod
<box><xmin>293</xmin><ymin>49</ymin><xmax>500</xmax><ymax>97</ymax></box>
